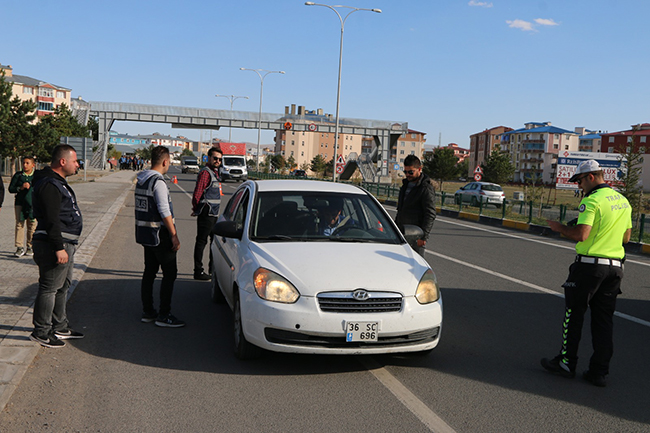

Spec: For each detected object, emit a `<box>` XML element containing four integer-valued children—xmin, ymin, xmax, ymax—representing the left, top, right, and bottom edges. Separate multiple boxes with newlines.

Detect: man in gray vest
<box><xmin>191</xmin><ymin>145</ymin><xmax>222</xmax><ymax>280</ymax></box>
<box><xmin>30</xmin><ymin>145</ymin><xmax>84</xmax><ymax>348</ymax></box>
<box><xmin>135</xmin><ymin>146</ymin><xmax>184</xmax><ymax>327</ymax></box>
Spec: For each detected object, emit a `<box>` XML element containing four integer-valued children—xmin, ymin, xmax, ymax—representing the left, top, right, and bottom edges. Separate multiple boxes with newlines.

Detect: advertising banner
<box><xmin>555</xmin><ymin>151</ymin><xmax>625</xmax><ymax>189</ymax></box>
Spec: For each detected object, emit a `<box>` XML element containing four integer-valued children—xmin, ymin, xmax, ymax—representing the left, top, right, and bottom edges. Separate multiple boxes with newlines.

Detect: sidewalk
<box><xmin>0</xmin><ymin>168</ymin><xmax>137</xmax><ymax>412</ymax></box>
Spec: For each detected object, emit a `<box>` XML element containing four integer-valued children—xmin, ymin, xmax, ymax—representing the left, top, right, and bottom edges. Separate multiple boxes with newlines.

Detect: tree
<box><xmin>0</xmin><ymin>71</ymin><xmax>37</xmax><ymax>167</ymax></box>
<box><xmin>181</xmin><ymin>147</ymin><xmax>195</xmax><ymax>157</ymax></box>
<box><xmin>270</xmin><ymin>154</ymin><xmax>286</xmax><ymax>173</ymax></box>
<box><xmin>482</xmin><ymin>146</ymin><xmax>515</xmax><ymax>185</ymax></box>
<box><xmin>423</xmin><ymin>147</ymin><xmax>458</xmax><ymax>191</ymax></box>
<box><xmin>456</xmin><ymin>159</ymin><xmax>469</xmax><ymax>179</ymax></box>
<box><xmin>616</xmin><ymin>127</ymin><xmax>644</xmax><ymax>223</ymax></box>
<box><xmin>87</xmin><ymin>115</ymin><xmax>99</xmax><ymax>141</ymax></box>
<box><xmin>310</xmin><ymin>154</ymin><xmax>327</xmax><ymax>176</ymax></box>
<box><xmin>287</xmin><ymin>155</ymin><xmax>296</xmax><ymax>171</ymax></box>
<box><xmin>136</xmin><ymin>144</ymin><xmax>155</xmax><ymax>161</ymax></box>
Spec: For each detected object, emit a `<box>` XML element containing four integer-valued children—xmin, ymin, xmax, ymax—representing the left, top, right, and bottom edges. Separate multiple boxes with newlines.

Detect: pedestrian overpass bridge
<box><xmin>72</xmin><ymin>100</ymin><xmax>407</xmax><ymax>182</ymax></box>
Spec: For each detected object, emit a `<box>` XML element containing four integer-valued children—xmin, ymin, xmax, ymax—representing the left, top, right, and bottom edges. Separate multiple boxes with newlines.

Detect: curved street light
<box><xmin>305</xmin><ymin>2</ymin><xmax>381</xmax><ymax>182</ymax></box>
<box><xmin>240</xmin><ymin>68</ymin><xmax>285</xmax><ymax>172</ymax></box>
<box><xmin>215</xmin><ymin>94</ymin><xmax>249</xmax><ymax>142</ymax></box>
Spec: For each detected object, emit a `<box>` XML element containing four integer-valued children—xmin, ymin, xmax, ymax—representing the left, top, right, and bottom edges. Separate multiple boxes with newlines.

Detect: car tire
<box><xmin>233</xmin><ymin>291</ymin><xmax>262</xmax><ymax>360</ymax></box>
<box><xmin>470</xmin><ymin>196</ymin><xmax>478</xmax><ymax>207</ymax></box>
<box><xmin>210</xmin><ymin>268</ymin><xmax>226</xmax><ymax>304</ymax></box>
<box><xmin>495</xmin><ymin>203</ymin><xmax>502</xmax><ymax>209</ymax></box>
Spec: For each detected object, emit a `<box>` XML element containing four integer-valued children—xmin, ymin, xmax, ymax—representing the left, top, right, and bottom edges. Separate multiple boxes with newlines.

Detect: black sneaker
<box><xmin>54</xmin><ymin>329</ymin><xmax>85</xmax><ymax>339</ymax></box>
<box><xmin>155</xmin><ymin>313</ymin><xmax>186</xmax><ymax>328</ymax></box>
<box><xmin>194</xmin><ymin>271</ymin><xmax>211</xmax><ymax>281</ymax></box>
<box><xmin>541</xmin><ymin>356</ymin><xmax>575</xmax><ymax>378</ymax></box>
<box><xmin>30</xmin><ymin>333</ymin><xmax>66</xmax><ymax>348</ymax></box>
<box><xmin>583</xmin><ymin>370</ymin><xmax>606</xmax><ymax>387</ymax></box>
<box><xmin>141</xmin><ymin>310</ymin><xmax>158</xmax><ymax>323</ymax></box>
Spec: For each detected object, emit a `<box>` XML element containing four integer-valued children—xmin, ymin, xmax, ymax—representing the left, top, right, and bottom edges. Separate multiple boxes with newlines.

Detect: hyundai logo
<box><xmin>352</xmin><ymin>289</ymin><xmax>370</xmax><ymax>301</ymax></box>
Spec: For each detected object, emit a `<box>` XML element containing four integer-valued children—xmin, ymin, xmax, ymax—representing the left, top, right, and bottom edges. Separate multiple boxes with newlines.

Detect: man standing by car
<box><xmin>30</xmin><ymin>145</ymin><xmax>84</xmax><ymax>348</ymax></box>
<box><xmin>542</xmin><ymin>160</ymin><xmax>632</xmax><ymax>387</ymax></box>
<box><xmin>395</xmin><ymin>154</ymin><xmax>436</xmax><ymax>257</ymax></box>
<box><xmin>191</xmin><ymin>145</ymin><xmax>222</xmax><ymax>280</ymax></box>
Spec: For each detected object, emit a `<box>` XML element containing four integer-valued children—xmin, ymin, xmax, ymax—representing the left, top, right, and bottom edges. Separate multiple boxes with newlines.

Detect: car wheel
<box><xmin>470</xmin><ymin>196</ymin><xmax>478</xmax><ymax>207</ymax></box>
<box><xmin>210</xmin><ymin>268</ymin><xmax>226</xmax><ymax>304</ymax></box>
<box><xmin>495</xmin><ymin>203</ymin><xmax>502</xmax><ymax>209</ymax></box>
<box><xmin>233</xmin><ymin>291</ymin><xmax>262</xmax><ymax>360</ymax></box>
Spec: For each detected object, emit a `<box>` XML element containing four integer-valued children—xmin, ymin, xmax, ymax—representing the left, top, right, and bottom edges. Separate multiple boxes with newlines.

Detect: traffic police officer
<box><xmin>542</xmin><ymin>160</ymin><xmax>632</xmax><ymax>387</ymax></box>
<box><xmin>191</xmin><ymin>145</ymin><xmax>222</xmax><ymax>280</ymax></box>
<box><xmin>135</xmin><ymin>146</ymin><xmax>184</xmax><ymax>327</ymax></box>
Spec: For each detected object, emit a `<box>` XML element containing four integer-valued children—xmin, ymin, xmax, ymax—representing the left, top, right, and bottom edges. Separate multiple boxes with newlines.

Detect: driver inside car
<box><xmin>319</xmin><ymin>199</ymin><xmax>356</xmax><ymax>236</ymax></box>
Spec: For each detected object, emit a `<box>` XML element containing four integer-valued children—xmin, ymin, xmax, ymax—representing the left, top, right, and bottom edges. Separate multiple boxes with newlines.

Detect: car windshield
<box><xmin>481</xmin><ymin>184</ymin><xmax>502</xmax><ymax>191</ymax></box>
<box><xmin>223</xmin><ymin>157</ymin><xmax>245</xmax><ymax>166</ymax></box>
<box><xmin>251</xmin><ymin>191</ymin><xmax>402</xmax><ymax>244</ymax></box>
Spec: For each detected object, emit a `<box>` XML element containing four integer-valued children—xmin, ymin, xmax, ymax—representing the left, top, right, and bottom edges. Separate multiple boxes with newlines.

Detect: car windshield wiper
<box><xmin>254</xmin><ymin>235</ymin><xmax>294</xmax><ymax>241</ymax></box>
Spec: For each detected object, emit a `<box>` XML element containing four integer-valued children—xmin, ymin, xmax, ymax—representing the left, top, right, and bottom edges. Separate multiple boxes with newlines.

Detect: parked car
<box><xmin>291</xmin><ymin>169</ymin><xmax>307</xmax><ymax>177</ymax></box>
<box><xmin>210</xmin><ymin>180</ymin><xmax>443</xmax><ymax>359</ymax></box>
<box><xmin>454</xmin><ymin>181</ymin><xmax>505</xmax><ymax>208</ymax></box>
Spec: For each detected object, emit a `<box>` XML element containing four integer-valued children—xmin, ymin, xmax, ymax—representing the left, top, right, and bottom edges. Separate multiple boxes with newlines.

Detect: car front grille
<box><xmin>229</xmin><ymin>169</ymin><xmax>243</xmax><ymax>175</ymax></box>
<box><xmin>317</xmin><ymin>291</ymin><xmax>402</xmax><ymax>313</ymax></box>
<box><xmin>264</xmin><ymin>327</ymin><xmax>439</xmax><ymax>348</ymax></box>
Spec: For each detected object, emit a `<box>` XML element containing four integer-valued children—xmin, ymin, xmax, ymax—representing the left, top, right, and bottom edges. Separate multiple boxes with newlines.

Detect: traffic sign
<box><xmin>336</xmin><ymin>154</ymin><xmax>345</xmax><ymax>165</ymax></box>
<box><xmin>474</xmin><ymin>173</ymin><xmax>482</xmax><ymax>181</ymax></box>
<box><xmin>308</xmin><ymin>123</ymin><xmax>317</xmax><ymax>132</ymax></box>
<box><xmin>336</xmin><ymin>165</ymin><xmax>344</xmax><ymax>174</ymax></box>
<box><xmin>284</xmin><ymin>122</ymin><xmax>292</xmax><ymax>130</ymax></box>
<box><xmin>474</xmin><ymin>165</ymin><xmax>483</xmax><ymax>174</ymax></box>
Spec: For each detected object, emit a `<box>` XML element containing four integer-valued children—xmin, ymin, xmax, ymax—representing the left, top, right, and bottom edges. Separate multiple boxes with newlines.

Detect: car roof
<box><xmin>253</xmin><ymin>179</ymin><xmax>366</xmax><ymax>194</ymax></box>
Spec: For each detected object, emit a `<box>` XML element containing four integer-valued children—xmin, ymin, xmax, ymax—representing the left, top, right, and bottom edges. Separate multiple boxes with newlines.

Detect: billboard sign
<box><xmin>555</xmin><ymin>151</ymin><xmax>625</xmax><ymax>190</ymax></box>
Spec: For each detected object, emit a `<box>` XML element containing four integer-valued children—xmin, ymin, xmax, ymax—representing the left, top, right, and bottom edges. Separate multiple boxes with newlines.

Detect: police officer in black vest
<box><xmin>191</xmin><ymin>145</ymin><xmax>222</xmax><ymax>280</ymax></box>
<box><xmin>135</xmin><ymin>146</ymin><xmax>184</xmax><ymax>327</ymax></box>
<box><xmin>30</xmin><ymin>144</ymin><xmax>84</xmax><ymax>348</ymax></box>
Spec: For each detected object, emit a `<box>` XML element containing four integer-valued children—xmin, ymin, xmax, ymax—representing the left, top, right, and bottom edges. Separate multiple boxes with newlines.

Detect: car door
<box><xmin>214</xmin><ymin>186</ymin><xmax>249</xmax><ymax>306</ymax></box>
<box><xmin>462</xmin><ymin>183</ymin><xmax>476</xmax><ymax>202</ymax></box>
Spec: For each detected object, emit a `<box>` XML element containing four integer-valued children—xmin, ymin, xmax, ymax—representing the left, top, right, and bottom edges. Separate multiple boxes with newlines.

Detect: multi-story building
<box><xmin>444</xmin><ymin>143</ymin><xmax>470</xmax><ymax>163</ymax></box>
<box><xmin>1</xmin><ymin>63</ymin><xmax>71</xmax><ymax>118</ymax></box>
<box><xmin>600</xmin><ymin>123</ymin><xmax>650</xmax><ymax>154</ymax></box>
<box><xmin>500</xmin><ymin>122</ymin><xmax>580</xmax><ymax>183</ymax></box>
<box><xmin>469</xmin><ymin>126</ymin><xmax>513</xmax><ymax>175</ymax></box>
<box><xmin>393</xmin><ymin>129</ymin><xmax>426</xmax><ymax>167</ymax></box>
<box><xmin>274</xmin><ymin>105</ymin><xmax>362</xmax><ymax>172</ymax></box>
<box><xmin>575</xmin><ymin>127</ymin><xmax>602</xmax><ymax>152</ymax></box>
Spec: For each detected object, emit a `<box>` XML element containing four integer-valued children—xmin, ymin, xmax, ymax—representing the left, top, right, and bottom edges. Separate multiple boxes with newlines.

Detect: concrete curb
<box><xmin>0</xmin><ymin>172</ymin><xmax>135</xmax><ymax>413</ymax></box>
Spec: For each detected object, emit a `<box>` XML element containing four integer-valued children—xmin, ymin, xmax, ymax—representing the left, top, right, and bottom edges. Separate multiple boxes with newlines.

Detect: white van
<box><xmin>220</xmin><ymin>155</ymin><xmax>248</xmax><ymax>182</ymax></box>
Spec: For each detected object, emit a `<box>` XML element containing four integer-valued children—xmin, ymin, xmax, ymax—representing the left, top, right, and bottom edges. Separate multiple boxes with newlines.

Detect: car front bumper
<box><xmin>239</xmin><ymin>290</ymin><xmax>443</xmax><ymax>354</ymax></box>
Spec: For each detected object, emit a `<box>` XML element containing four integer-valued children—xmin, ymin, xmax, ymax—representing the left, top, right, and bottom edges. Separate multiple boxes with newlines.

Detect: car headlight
<box><xmin>253</xmin><ymin>268</ymin><xmax>300</xmax><ymax>303</ymax></box>
<box><xmin>415</xmin><ymin>269</ymin><xmax>440</xmax><ymax>304</ymax></box>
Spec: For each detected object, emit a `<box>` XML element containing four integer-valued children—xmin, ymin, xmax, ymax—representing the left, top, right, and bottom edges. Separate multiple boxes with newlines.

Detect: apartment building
<box><xmin>600</xmin><ymin>123</ymin><xmax>650</xmax><ymax>153</ymax></box>
<box><xmin>393</xmin><ymin>129</ymin><xmax>426</xmax><ymax>167</ymax></box>
<box><xmin>469</xmin><ymin>126</ymin><xmax>513</xmax><ymax>175</ymax></box>
<box><xmin>1</xmin><ymin>63</ymin><xmax>71</xmax><ymax>118</ymax></box>
<box><xmin>576</xmin><ymin>127</ymin><xmax>602</xmax><ymax>152</ymax></box>
<box><xmin>445</xmin><ymin>143</ymin><xmax>470</xmax><ymax>163</ymax></box>
<box><xmin>274</xmin><ymin>105</ymin><xmax>362</xmax><ymax>171</ymax></box>
<box><xmin>500</xmin><ymin>122</ymin><xmax>580</xmax><ymax>183</ymax></box>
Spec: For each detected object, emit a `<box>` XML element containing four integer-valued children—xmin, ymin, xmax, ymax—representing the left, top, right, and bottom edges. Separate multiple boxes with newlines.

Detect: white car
<box><xmin>454</xmin><ymin>181</ymin><xmax>505</xmax><ymax>208</ymax></box>
<box><xmin>210</xmin><ymin>180</ymin><xmax>443</xmax><ymax>359</ymax></box>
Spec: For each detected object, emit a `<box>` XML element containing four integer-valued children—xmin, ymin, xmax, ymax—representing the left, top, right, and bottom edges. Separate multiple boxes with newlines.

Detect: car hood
<box><xmin>247</xmin><ymin>242</ymin><xmax>431</xmax><ymax>297</ymax></box>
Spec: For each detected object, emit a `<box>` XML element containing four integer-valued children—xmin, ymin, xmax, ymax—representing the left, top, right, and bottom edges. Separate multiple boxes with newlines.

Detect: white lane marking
<box><xmin>438</xmin><ymin>217</ymin><xmax>650</xmax><ymax>268</ymax></box>
<box><xmin>425</xmin><ymin>249</ymin><xmax>650</xmax><ymax>328</ymax></box>
<box><xmin>359</xmin><ymin>357</ymin><xmax>457</xmax><ymax>433</ymax></box>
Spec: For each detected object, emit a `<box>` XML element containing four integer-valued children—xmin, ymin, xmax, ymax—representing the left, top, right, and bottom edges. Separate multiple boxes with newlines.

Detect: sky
<box><xmin>2</xmin><ymin>0</ymin><xmax>649</xmax><ymax>149</ymax></box>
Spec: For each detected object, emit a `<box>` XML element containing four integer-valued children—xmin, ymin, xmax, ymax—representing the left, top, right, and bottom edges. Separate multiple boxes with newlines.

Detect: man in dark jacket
<box><xmin>30</xmin><ymin>145</ymin><xmax>84</xmax><ymax>348</ymax></box>
<box><xmin>9</xmin><ymin>156</ymin><xmax>37</xmax><ymax>257</ymax></box>
<box><xmin>395</xmin><ymin>155</ymin><xmax>436</xmax><ymax>257</ymax></box>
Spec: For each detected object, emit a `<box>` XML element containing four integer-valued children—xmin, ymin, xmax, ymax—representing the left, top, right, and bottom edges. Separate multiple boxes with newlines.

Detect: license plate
<box><xmin>345</xmin><ymin>321</ymin><xmax>378</xmax><ymax>342</ymax></box>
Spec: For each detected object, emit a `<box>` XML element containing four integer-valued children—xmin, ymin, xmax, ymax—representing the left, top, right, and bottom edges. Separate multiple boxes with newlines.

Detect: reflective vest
<box><xmin>33</xmin><ymin>176</ymin><xmax>83</xmax><ymax>244</ymax></box>
<box><xmin>135</xmin><ymin>174</ymin><xmax>174</xmax><ymax>247</ymax></box>
<box><xmin>199</xmin><ymin>167</ymin><xmax>221</xmax><ymax>217</ymax></box>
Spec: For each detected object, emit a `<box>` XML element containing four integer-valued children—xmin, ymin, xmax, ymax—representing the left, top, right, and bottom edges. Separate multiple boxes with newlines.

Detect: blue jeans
<box><xmin>32</xmin><ymin>240</ymin><xmax>76</xmax><ymax>338</ymax></box>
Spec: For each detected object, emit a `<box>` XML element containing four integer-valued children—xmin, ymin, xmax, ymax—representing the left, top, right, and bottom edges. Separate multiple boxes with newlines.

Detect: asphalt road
<box><xmin>1</xmin><ymin>168</ymin><xmax>649</xmax><ymax>432</ymax></box>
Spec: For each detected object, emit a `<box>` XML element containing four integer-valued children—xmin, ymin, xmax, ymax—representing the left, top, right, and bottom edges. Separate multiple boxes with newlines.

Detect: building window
<box><xmin>23</xmin><ymin>86</ymin><xmax>33</xmax><ymax>95</ymax></box>
<box><xmin>291</xmin><ymin>140</ymin><xmax>295</xmax><ymax>145</ymax></box>
<box><xmin>608</xmin><ymin>147</ymin><xmax>614</xmax><ymax>153</ymax></box>
<box><xmin>400</xmin><ymin>158</ymin><xmax>404</xmax><ymax>162</ymax></box>
<box><xmin>565</xmin><ymin>145</ymin><xmax>569</xmax><ymax>150</ymax></box>
<box><xmin>400</xmin><ymin>150</ymin><xmax>404</xmax><ymax>155</ymax></box>
<box><xmin>640</xmin><ymin>147</ymin><xmax>646</xmax><ymax>154</ymax></box>
<box><xmin>553</xmin><ymin>144</ymin><xmax>559</xmax><ymax>149</ymax></box>
<box><xmin>627</xmin><ymin>136</ymin><xmax>633</xmax><ymax>143</ymax></box>
<box><xmin>554</xmin><ymin>134</ymin><xmax>559</xmax><ymax>139</ymax></box>
<box><xmin>302</xmin><ymin>141</ymin><xmax>304</xmax><ymax>146</ymax></box>
<box><xmin>291</xmin><ymin>151</ymin><xmax>294</xmax><ymax>156</ymax></box>
<box><xmin>411</xmin><ymin>142</ymin><xmax>415</xmax><ymax>147</ymax></box>
<box><xmin>38</xmin><ymin>102</ymin><xmax>53</xmax><ymax>111</ymax></box>
<box><xmin>609</xmin><ymin>137</ymin><xmax>614</xmax><ymax>143</ymax></box>
<box><xmin>56</xmin><ymin>90</ymin><xmax>65</xmax><ymax>98</ymax></box>
<box><xmin>38</xmin><ymin>88</ymin><xmax>54</xmax><ymax>98</ymax></box>
<box><xmin>301</xmin><ymin>151</ymin><xmax>304</xmax><ymax>156</ymax></box>
<box><xmin>641</xmin><ymin>136</ymin><xmax>647</xmax><ymax>143</ymax></box>
<box><xmin>411</xmin><ymin>133</ymin><xmax>416</xmax><ymax>138</ymax></box>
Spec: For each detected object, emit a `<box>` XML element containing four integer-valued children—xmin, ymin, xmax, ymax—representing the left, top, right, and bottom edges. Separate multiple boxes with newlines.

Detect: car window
<box><xmin>469</xmin><ymin>183</ymin><xmax>478</xmax><ymax>191</ymax></box>
<box><xmin>223</xmin><ymin>188</ymin><xmax>246</xmax><ymax>221</ymax></box>
<box><xmin>233</xmin><ymin>190</ymin><xmax>249</xmax><ymax>231</ymax></box>
<box><xmin>481</xmin><ymin>184</ymin><xmax>502</xmax><ymax>191</ymax></box>
<box><xmin>252</xmin><ymin>191</ymin><xmax>401</xmax><ymax>243</ymax></box>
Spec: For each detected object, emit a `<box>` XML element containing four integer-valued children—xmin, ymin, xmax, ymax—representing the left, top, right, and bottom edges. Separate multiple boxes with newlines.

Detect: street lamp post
<box><xmin>240</xmin><ymin>68</ymin><xmax>285</xmax><ymax>173</ymax></box>
<box><xmin>215</xmin><ymin>94</ymin><xmax>249</xmax><ymax>142</ymax></box>
<box><xmin>305</xmin><ymin>2</ymin><xmax>381</xmax><ymax>182</ymax></box>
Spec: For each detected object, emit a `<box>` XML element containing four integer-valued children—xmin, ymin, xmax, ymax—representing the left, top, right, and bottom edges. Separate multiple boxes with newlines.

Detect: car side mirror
<box><xmin>212</xmin><ymin>220</ymin><xmax>243</xmax><ymax>240</ymax></box>
<box><xmin>402</xmin><ymin>224</ymin><xmax>424</xmax><ymax>244</ymax></box>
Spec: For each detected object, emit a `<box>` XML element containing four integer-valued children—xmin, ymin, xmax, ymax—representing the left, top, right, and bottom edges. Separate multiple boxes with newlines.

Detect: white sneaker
<box><xmin>14</xmin><ymin>247</ymin><xmax>25</xmax><ymax>257</ymax></box>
